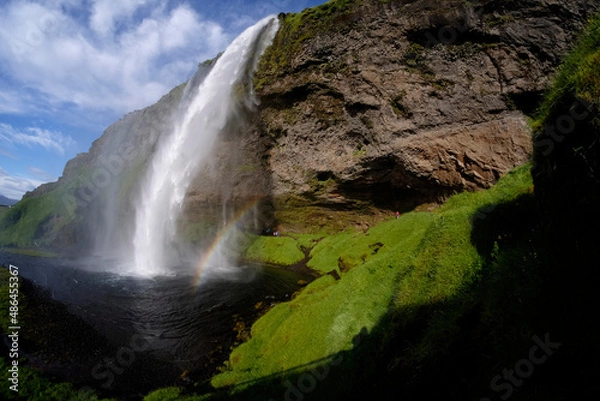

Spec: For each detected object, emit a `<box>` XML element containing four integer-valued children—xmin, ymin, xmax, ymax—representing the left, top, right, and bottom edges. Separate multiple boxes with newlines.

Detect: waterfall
<box><xmin>132</xmin><ymin>16</ymin><xmax>279</xmax><ymax>276</ymax></box>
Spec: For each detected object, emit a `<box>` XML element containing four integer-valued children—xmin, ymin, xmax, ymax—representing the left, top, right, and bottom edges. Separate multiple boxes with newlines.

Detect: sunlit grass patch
<box><xmin>533</xmin><ymin>14</ymin><xmax>600</xmax><ymax>129</ymax></box>
<box><xmin>243</xmin><ymin>236</ymin><xmax>305</xmax><ymax>266</ymax></box>
<box><xmin>287</xmin><ymin>232</ymin><xmax>325</xmax><ymax>250</ymax></box>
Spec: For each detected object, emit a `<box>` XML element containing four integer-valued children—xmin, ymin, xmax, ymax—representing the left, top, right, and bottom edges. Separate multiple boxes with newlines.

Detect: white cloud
<box><xmin>0</xmin><ymin>0</ymin><xmax>231</xmax><ymax>119</ymax></box>
<box><xmin>28</xmin><ymin>166</ymin><xmax>57</xmax><ymax>181</ymax></box>
<box><xmin>0</xmin><ymin>147</ymin><xmax>17</xmax><ymax>159</ymax></box>
<box><xmin>0</xmin><ymin>167</ymin><xmax>45</xmax><ymax>200</ymax></box>
<box><xmin>0</xmin><ymin>90</ymin><xmax>29</xmax><ymax>114</ymax></box>
<box><xmin>90</xmin><ymin>0</ymin><xmax>150</xmax><ymax>38</ymax></box>
<box><xmin>0</xmin><ymin>123</ymin><xmax>75</xmax><ymax>155</ymax></box>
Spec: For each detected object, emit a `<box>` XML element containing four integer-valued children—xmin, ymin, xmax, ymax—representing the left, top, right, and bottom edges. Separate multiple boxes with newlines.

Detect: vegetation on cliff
<box><xmin>255</xmin><ymin>0</ymin><xmax>364</xmax><ymax>89</ymax></box>
<box><xmin>0</xmin><ymin>82</ymin><xmax>187</xmax><ymax>250</ymax></box>
<box><xmin>0</xmin><ymin>186</ymin><xmax>75</xmax><ymax>249</ymax></box>
<box><xmin>532</xmin><ymin>13</ymin><xmax>600</xmax><ymax>273</ymax></box>
<box><xmin>2</xmin><ymin>0</ymin><xmax>597</xmax><ymax>249</ymax></box>
<box><xmin>252</xmin><ymin>0</ymin><xmax>600</xmax><ymax>221</ymax></box>
<box><xmin>533</xmin><ymin>16</ymin><xmax>600</xmax><ymax>127</ymax></box>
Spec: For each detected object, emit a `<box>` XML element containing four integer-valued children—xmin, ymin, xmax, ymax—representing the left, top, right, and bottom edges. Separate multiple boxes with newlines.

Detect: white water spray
<box><xmin>132</xmin><ymin>17</ymin><xmax>279</xmax><ymax>276</ymax></box>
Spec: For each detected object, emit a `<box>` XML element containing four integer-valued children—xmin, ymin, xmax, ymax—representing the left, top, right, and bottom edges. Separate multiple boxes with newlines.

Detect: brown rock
<box><xmin>244</xmin><ymin>0</ymin><xmax>598</xmax><ymax>214</ymax></box>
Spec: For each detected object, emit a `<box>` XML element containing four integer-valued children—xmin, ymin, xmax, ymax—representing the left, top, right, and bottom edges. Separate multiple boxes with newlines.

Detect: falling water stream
<box><xmin>133</xmin><ymin>16</ymin><xmax>279</xmax><ymax>276</ymax></box>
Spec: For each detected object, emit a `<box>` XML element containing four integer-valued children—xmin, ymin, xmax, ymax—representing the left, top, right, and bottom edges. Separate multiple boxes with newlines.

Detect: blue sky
<box><xmin>0</xmin><ymin>0</ymin><xmax>325</xmax><ymax>200</ymax></box>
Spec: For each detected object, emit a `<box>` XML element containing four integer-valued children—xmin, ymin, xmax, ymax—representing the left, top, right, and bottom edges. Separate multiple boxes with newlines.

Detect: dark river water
<box><xmin>0</xmin><ymin>250</ymin><xmax>310</xmax><ymax>396</ymax></box>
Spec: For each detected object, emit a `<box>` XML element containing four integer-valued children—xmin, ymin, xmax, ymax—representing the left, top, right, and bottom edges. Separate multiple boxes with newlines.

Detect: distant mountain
<box><xmin>0</xmin><ymin>194</ymin><xmax>18</xmax><ymax>206</ymax></box>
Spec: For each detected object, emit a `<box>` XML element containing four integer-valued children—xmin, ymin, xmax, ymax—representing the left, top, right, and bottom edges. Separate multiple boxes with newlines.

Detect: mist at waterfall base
<box><xmin>0</xmin><ymin>17</ymin><xmax>308</xmax><ymax>395</ymax></box>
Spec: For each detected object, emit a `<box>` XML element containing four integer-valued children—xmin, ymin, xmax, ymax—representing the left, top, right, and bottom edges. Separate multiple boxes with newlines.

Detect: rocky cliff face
<box><xmin>247</xmin><ymin>0</ymin><xmax>598</xmax><ymax>214</ymax></box>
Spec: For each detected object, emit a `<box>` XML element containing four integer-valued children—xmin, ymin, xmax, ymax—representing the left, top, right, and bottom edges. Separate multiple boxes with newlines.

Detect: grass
<box><xmin>533</xmin><ymin>14</ymin><xmax>600</xmax><ymax>129</ymax></box>
<box><xmin>143</xmin><ymin>387</ymin><xmax>213</xmax><ymax>401</ymax></box>
<box><xmin>305</xmin><ymin>217</ymin><xmax>427</xmax><ymax>274</ymax></box>
<box><xmin>0</xmin><ymin>357</ymin><xmax>116</xmax><ymax>401</ymax></box>
<box><xmin>0</xmin><ymin>193</ymin><xmax>59</xmax><ymax>247</ymax></box>
<box><xmin>0</xmin><ymin>357</ymin><xmax>113</xmax><ymax>401</ymax></box>
<box><xmin>287</xmin><ymin>233</ymin><xmax>325</xmax><ymax>250</ymax></box>
<box><xmin>274</xmin><ymin>204</ymin><xmax>388</xmax><ymax>234</ymax></box>
<box><xmin>0</xmin><ymin>175</ymin><xmax>85</xmax><ymax>248</ymax></box>
<box><xmin>243</xmin><ymin>235</ymin><xmax>305</xmax><ymax>266</ymax></box>
<box><xmin>209</xmin><ymin>164</ymin><xmax>533</xmax><ymax>392</ymax></box>
<box><xmin>0</xmin><ymin>248</ymin><xmax>59</xmax><ymax>258</ymax></box>
<box><xmin>2</xmin><ymin>7</ymin><xmax>597</xmax><ymax>401</ymax></box>
<box><xmin>530</xmin><ymin>13</ymin><xmax>600</xmax><ymax>277</ymax></box>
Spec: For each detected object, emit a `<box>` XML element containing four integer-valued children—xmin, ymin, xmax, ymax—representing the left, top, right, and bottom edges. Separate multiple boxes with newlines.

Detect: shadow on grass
<box><xmin>188</xmin><ymin>193</ymin><xmax>600</xmax><ymax>401</ymax></box>
<box><xmin>189</xmin><ymin>300</ymin><xmax>450</xmax><ymax>401</ymax></box>
<box><xmin>470</xmin><ymin>193</ymin><xmax>539</xmax><ymax>258</ymax></box>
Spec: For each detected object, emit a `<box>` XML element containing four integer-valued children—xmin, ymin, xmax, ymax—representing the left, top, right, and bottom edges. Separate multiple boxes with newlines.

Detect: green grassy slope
<box><xmin>205</xmin><ymin>165</ymin><xmax>533</xmax><ymax>394</ymax></box>
<box><xmin>243</xmin><ymin>236</ymin><xmax>306</xmax><ymax>266</ymax></box>
<box><xmin>137</xmin><ymin>162</ymin><xmax>553</xmax><ymax>401</ymax></box>
<box><xmin>533</xmin><ymin>16</ymin><xmax>600</xmax><ymax>128</ymax></box>
<box><xmin>531</xmin><ymin>12</ymin><xmax>600</xmax><ymax>272</ymax></box>
<box><xmin>0</xmin><ymin>177</ymin><xmax>84</xmax><ymax>249</ymax></box>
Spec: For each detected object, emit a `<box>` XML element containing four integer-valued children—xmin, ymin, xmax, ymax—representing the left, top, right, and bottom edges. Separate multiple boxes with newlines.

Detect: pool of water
<box><xmin>0</xmin><ymin>250</ymin><xmax>310</xmax><ymax>395</ymax></box>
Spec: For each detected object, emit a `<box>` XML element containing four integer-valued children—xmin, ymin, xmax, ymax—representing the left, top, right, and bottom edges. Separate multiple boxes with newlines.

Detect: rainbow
<box><xmin>193</xmin><ymin>199</ymin><xmax>264</xmax><ymax>287</ymax></box>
